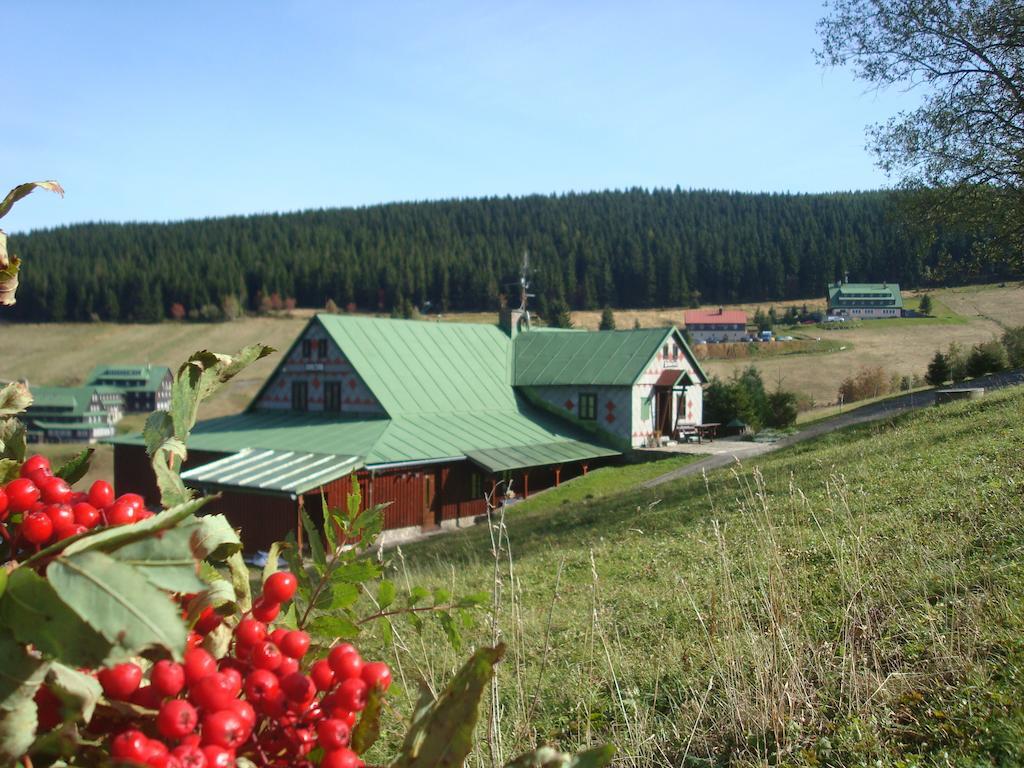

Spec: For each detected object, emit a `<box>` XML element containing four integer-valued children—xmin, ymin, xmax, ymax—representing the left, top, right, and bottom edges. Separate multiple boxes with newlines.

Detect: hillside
<box><xmin>6</xmin><ymin>188</ymin><xmax>998</xmax><ymax>323</ymax></box>
<box><xmin>359</xmin><ymin>386</ymin><xmax>1024</xmax><ymax>766</ymax></box>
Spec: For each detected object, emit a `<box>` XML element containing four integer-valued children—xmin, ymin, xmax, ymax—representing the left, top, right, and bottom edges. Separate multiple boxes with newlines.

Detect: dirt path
<box><xmin>642</xmin><ymin>370</ymin><xmax>1024</xmax><ymax>489</ymax></box>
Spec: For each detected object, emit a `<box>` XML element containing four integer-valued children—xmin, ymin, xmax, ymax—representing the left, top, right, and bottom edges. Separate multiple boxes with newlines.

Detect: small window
<box><xmin>324</xmin><ymin>381</ymin><xmax>342</xmax><ymax>413</ymax></box>
<box><xmin>317</xmin><ymin>339</ymin><xmax>328</xmax><ymax>359</ymax></box>
<box><xmin>292</xmin><ymin>380</ymin><xmax>309</xmax><ymax>411</ymax></box>
<box><xmin>301</xmin><ymin>339</ymin><xmax>312</xmax><ymax>358</ymax></box>
<box><xmin>641</xmin><ymin>398</ymin><xmax>651</xmax><ymax>420</ymax></box>
<box><xmin>470</xmin><ymin>473</ymin><xmax>482</xmax><ymax>500</ymax></box>
<box><xmin>662</xmin><ymin>344</ymin><xmax>669</xmax><ymax>358</ymax></box>
<box><xmin>579</xmin><ymin>393</ymin><xmax>597</xmax><ymax>420</ymax></box>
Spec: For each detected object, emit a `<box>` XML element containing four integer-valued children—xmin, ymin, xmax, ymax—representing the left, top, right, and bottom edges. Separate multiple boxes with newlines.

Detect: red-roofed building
<box><xmin>683</xmin><ymin>309</ymin><xmax>748</xmax><ymax>342</ymax></box>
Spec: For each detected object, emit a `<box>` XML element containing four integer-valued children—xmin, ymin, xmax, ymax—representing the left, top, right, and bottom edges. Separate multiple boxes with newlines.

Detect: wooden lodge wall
<box><xmin>114</xmin><ymin>444</ymin><xmax>605</xmax><ymax>552</ymax></box>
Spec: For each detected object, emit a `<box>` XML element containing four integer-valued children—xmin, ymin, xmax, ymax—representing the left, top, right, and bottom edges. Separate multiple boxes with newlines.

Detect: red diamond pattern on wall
<box><xmin>312</xmin><ymin>377</ymin><xmax>321</xmax><ymax>389</ymax></box>
<box><xmin>564</xmin><ymin>399</ymin><xmax>574</xmax><ymax>410</ymax></box>
<box><xmin>605</xmin><ymin>412</ymin><xmax>615</xmax><ymax>423</ymax></box>
<box><xmin>348</xmin><ymin>379</ymin><xmax>357</xmax><ymax>390</ymax></box>
<box><xmin>605</xmin><ymin>400</ymin><xmax>615</xmax><ymax>411</ymax></box>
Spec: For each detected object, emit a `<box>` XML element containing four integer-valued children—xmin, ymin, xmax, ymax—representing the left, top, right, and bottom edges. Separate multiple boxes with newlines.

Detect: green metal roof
<box><xmin>314</xmin><ymin>314</ymin><xmax>515</xmax><ymax>415</ymax></box>
<box><xmin>31</xmin><ymin>420</ymin><xmax>111</xmax><ymax>431</ymax></box>
<box><xmin>466</xmin><ymin>441</ymin><xmax>619</xmax><ymax>473</ymax></box>
<box><xmin>514</xmin><ymin>327</ymin><xmax>703</xmax><ymax>386</ymax></box>
<box><xmin>88</xmin><ymin>364</ymin><xmax>171</xmax><ymax>392</ymax></box>
<box><xmin>181</xmin><ymin>449</ymin><xmax>363</xmax><ymax>496</ymax></box>
<box><xmin>28</xmin><ymin>386</ymin><xmax>102</xmax><ymax>415</ymax></box>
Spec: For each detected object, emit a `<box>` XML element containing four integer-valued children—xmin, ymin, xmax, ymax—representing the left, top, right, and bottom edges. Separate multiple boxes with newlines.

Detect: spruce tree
<box><xmin>925</xmin><ymin>351</ymin><xmax>950</xmax><ymax>385</ymax></box>
<box><xmin>599</xmin><ymin>306</ymin><xmax>616</xmax><ymax>330</ymax></box>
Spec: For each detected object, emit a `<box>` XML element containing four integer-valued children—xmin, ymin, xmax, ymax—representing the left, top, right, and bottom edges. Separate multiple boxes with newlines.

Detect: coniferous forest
<box><xmin>6</xmin><ymin>188</ymin><xmax>995</xmax><ymax>323</ymax></box>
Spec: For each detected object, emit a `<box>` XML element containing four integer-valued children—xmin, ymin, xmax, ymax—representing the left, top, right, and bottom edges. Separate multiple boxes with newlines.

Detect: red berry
<box><xmin>234</xmin><ymin>618</ymin><xmax>266</xmax><ymax>647</ymax></box>
<box><xmin>20</xmin><ymin>455</ymin><xmax>51</xmax><ymax>478</ymax></box>
<box><xmin>280</xmin><ymin>672</ymin><xmax>316</xmax><ymax>704</ymax></box>
<box><xmin>317</xmin><ymin>718</ymin><xmax>352</xmax><ymax>751</ymax></box>
<box><xmin>321</xmin><ymin>747</ymin><xmax>363</xmax><ymax>768</ymax></box>
<box><xmin>227</xmin><ymin>699</ymin><xmax>255</xmax><ymax>730</ymax></box>
<box><xmin>118</xmin><ymin>492</ymin><xmax>145</xmax><ymax>511</ymax></box>
<box><xmin>190</xmin><ymin>673</ymin><xmax>236</xmax><ymax>712</ymax></box>
<box><xmin>151</xmin><ymin>660</ymin><xmax>186</xmax><ymax>697</ymax></box>
<box><xmin>269</xmin><ymin>627</ymin><xmax>289</xmax><ymax>646</ymax></box>
<box><xmin>131</xmin><ymin>684</ymin><xmax>164</xmax><ymax>710</ymax></box>
<box><xmin>54</xmin><ymin>522</ymin><xmax>86</xmax><ymax>541</ymax></box>
<box><xmin>38</xmin><ymin>476</ymin><xmax>72</xmax><ymax>504</ymax></box>
<box><xmin>279</xmin><ymin>630</ymin><xmax>310</xmax><ymax>659</ymax></box>
<box><xmin>250</xmin><ymin>641</ymin><xmax>283</xmax><ymax>671</ymax></box>
<box><xmin>193</xmin><ymin>605</ymin><xmax>222</xmax><ymax>635</ymax></box>
<box><xmin>200</xmin><ymin>745</ymin><xmax>234</xmax><ymax>768</ymax></box>
<box><xmin>242</xmin><ymin>668</ymin><xmax>279</xmax><ymax>705</ymax></box>
<box><xmin>277</xmin><ymin>656</ymin><xmax>300</xmax><ymax>677</ymax></box>
<box><xmin>361</xmin><ymin>661</ymin><xmax>393</xmax><ymax>691</ymax></box>
<box><xmin>72</xmin><ymin>501</ymin><xmax>101</xmax><ymax>528</ymax></box>
<box><xmin>111</xmin><ymin>729</ymin><xmax>150</xmax><ymax>762</ymax></box>
<box><xmin>328</xmin><ymin>648</ymin><xmax>363</xmax><ymax>681</ymax></box>
<box><xmin>221</xmin><ymin>666</ymin><xmax>242</xmax><ymax>698</ymax></box>
<box><xmin>105</xmin><ymin>499</ymin><xmax>137</xmax><ymax>526</ymax></box>
<box><xmin>34</xmin><ymin>685</ymin><xmax>62</xmax><ymax>731</ymax></box>
<box><xmin>262</xmin><ymin>571</ymin><xmax>298</xmax><ymax>603</ymax></box>
<box><xmin>0</xmin><ymin>489</ymin><xmax>8</xmax><ymax>521</ymax></box>
<box><xmin>171</xmin><ymin>745</ymin><xmax>206</xmax><ymax>768</ymax></box>
<box><xmin>201</xmin><ymin>709</ymin><xmax>246</xmax><ymax>749</ymax></box>
<box><xmin>250</xmin><ymin>597</ymin><xmax>280</xmax><ymax>623</ymax></box>
<box><xmin>310</xmin><ymin>659</ymin><xmax>335</xmax><ymax>690</ymax></box>
<box><xmin>157</xmin><ymin>699</ymin><xmax>199</xmax><ymax>739</ymax></box>
<box><xmin>6</xmin><ymin>478</ymin><xmax>40</xmax><ymax>513</ymax></box>
<box><xmin>335</xmin><ymin>677</ymin><xmax>368</xmax><ymax>712</ymax></box>
<box><xmin>184</xmin><ymin>647</ymin><xmax>217</xmax><ymax>685</ymax></box>
<box><xmin>44</xmin><ymin>502</ymin><xmax>75</xmax><ymax>529</ymax></box>
<box><xmin>99</xmin><ymin>662</ymin><xmax>143</xmax><ymax>701</ymax></box>
<box><xmin>22</xmin><ymin>511</ymin><xmax>54</xmax><ymax>545</ymax></box>
<box><xmin>88</xmin><ymin>479</ymin><xmax>115</xmax><ymax>509</ymax></box>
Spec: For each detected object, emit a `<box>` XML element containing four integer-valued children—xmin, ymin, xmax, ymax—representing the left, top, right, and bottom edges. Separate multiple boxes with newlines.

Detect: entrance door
<box><xmin>656</xmin><ymin>388</ymin><xmax>674</xmax><ymax>437</ymax></box>
<box><xmin>422</xmin><ymin>474</ymin><xmax>437</xmax><ymax>530</ymax></box>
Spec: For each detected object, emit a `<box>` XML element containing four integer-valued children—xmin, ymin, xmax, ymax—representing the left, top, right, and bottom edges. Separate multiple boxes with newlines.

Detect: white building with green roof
<box><xmin>87</xmin><ymin>364</ymin><xmax>172</xmax><ymax>413</ymax></box>
<box><xmin>25</xmin><ymin>386</ymin><xmax>119</xmax><ymax>444</ymax></box>
<box><xmin>110</xmin><ymin>311</ymin><xmax>707</xmax><ymax>548</ymax></box>
<box><xmin>826</xmin><ymin>281</ymin><xmax>904</xmax><ymax>318</ymax></box>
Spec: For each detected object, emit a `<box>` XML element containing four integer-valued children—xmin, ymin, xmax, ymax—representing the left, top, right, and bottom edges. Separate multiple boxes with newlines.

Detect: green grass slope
<box><xmin>370</xmin><ymin>387</ymin><xmax>1024</xmax><ymax>767</ymax></box>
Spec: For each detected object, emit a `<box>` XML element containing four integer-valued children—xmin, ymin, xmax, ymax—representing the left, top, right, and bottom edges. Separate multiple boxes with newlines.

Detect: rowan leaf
<box><xmin>390</xmin><ymin>644</ymin><xmax>505</xmax><ymax>768</ymax></box>
<box><xmin>226</xmin><ymin>551</ymin><xmax>252</xmax><ymax>613</ymax></box>
<box><xmin>300</xmin><ymin>505</ymin><xmax>326</xmax><ymax>568</ymax></box>
<box><xmin>308</xmin><ymin>613</ymin><xmax>359</xmax><ymax>641</ymax></box>
<box><xmin>0</xmin><ymin>567</ymin><xmax>113</xmax><ymax>667</ymax></box>
<box><xmin>62</xmin><ymin>495</ymin><xmax>213</xmax><ymax>556</ymax></box>
<box><xmin>0</xmin><ymin>693</ymin><xmax>37</xmax><ymax>765</ymax></box>
<box><xmin>0</xmin><ymin>252</ymin><xmax>18</xmax><ymax>306</ymax></box>
<box><xmin>262</xmin><ymin>542</ymin><xmax>283</xmax><ymax>586</ymax></box>
<box><xmin>0</xmin><ymin>417</ymin><xmax>27</xmax><ymax>462</ymax></box>
<box><xmin>188</xmin><ymin>514</ymin><xmax>241</xmax><ymax>562</ymax></box>
<box><xmin>142</xmin><ymin>411</ymin><xmax>174</xmax><ymax>455</ymax></box>
<box><xmin>0</xmin><ymin>180</ymin><xmax>64</xmax><ymax>222</ymax></box>
<box><xmin>0</xmin><ymin>382</ymin><xmax>32</xmax><ymax>416</ymax></box>
<box><xmin>378</xmin><ymin>579</ymin><xmax>396</xmax><ymax>610</ymax></box>
<box><xmin>0</xmin><ymin>459</ymin><xmax>19</xmax><ymax>484</ymax></box>
<box><xmin>0</xmin><ymin>628</ymin><xmax>49</xmax><ymax>711</ymax></box>
<box><xmin>47</xmin><ymin>551</ymin><xmax>187</xmax><ymax>659</ymax></box>
<box><xmin>55</xmin><ymin>448</ymin><xmax>95</xmax><ymax>485</ymax></box>
<box><xmin>46</xmin><ymin>663</ymin><xmax>102</xmax><ymax>724</ymax></box>
<box><xmin>110</xmin><ymin>526</ymin><xmax>208</xmax><ymax>594</ymax></box>
<box><xmin>351</xmin><ymin>684</ymin><xmax>384</xmax><ymax>755</ymax></box>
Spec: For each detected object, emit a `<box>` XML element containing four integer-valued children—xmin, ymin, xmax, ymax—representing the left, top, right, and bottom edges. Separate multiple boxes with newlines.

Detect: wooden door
<box><xmin>422</xmin><ymin>474</ymin><xmax>437</xmax><ymax>530</ymax></box>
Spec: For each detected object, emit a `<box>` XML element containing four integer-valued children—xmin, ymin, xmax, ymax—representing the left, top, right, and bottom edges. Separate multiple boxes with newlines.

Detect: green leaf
<box><xmin>46</xmin><ymin>551</ymin><xmax>187</xmax><ymax>659</ymax></box>
<box><xmin>110</xmin><ymin>526</ymin><xmax>208</xmax><ymax>593</ymax></box>
<box><xmin>0</xmin><ymin>567</ymin><xmax>113</xmax><ymax>667</ymax></box>
<box><xmin>202</xmin><ymin>622</ymin><xmax>234</xmax><ymax>660</ymax></box>
<box><xmin>0</xmin><ymin>251</ymin><xmax>18</xmax><ymax>307</ymax></box>
<box><xmin>321</xmin><ymin>491</ymin><xmax>337</xmax><ymax>552</ymax></box>
<box><xmin>0</xmin><ymin>628</ymin><xmax>49</xmax><ymax>711</ymax></box>
<box><xmin>55</xmin><ymin>448</ymin><xmax>94</xmax><ymax>485</ymax></box>
<box><xmin>188</xmin><ymin>514</ymin><xmax>242</xmax><ymax>562</ymax></box>
<box><xmin>436</xmin><ymin>611</ymin><xmax>461</xmax><ymax>652</ymax></box>
<box><xmin>346</xmin><ymin>482</ymin><xmax>362</xmax><ymax>522</ymax></box>
<box><xmin>277</xmin><ymin>602</ymin><xmax>299</xmax><ymax>631</ymax></box>
<box><xmin>0</xmin><ymin>180</ymin><xmax>64</xmax><ymax>222</ymax></box>
<box><xmin>46</xmin><ymin>663</ymin><xmax>102</xmax><ymax>724</ymax></box>
<box><xmin>226</xmin><ymin>551</ymin><xmax>252</xmax><ymax>614</ymax></box>
<box><xmin>262</xmin><ymin>542</ymin><xmax>283</xmax><ymax>586</ymax></box>
<box><xmin>332</xmin><ymin>560</ymin><xmax>381</xmax><ymax>585</ymax></box>
<box><xmin>391</xmin><ymin>644</ymin><xmax>505</xmax><ymax>768</ymax></box>
<box><xmin>151</xmin><ymin>438</ymin><xmax>192</xmax><ymax>508</ymax></box>
<box><xmin>351</xmin><ymin>683</ymin><xmax>384</xmax><ymax>755</ymax></box>
<box><xmin>455</xmin><ymin>591</ymin><xmax>490</xmax><ymax>609</ymax></box>
<box><xmin>378</xmin><ymin>579</ymin><xmax>396</xmax><ymax>610</ymax></box>
<box><xmin>0</xmin><ymin>382</ymin><xmax>32</xmax><ymax>416</ymax></box>
<box><xmin>307</xmin><ymin>613</ymin><xmax>359</xmax><ymax>641</ymax></box>
<box><xmin>0</xmin><ymin>694</ymin><xmax>37</xmax><ymax>765</ymax></box>
<box><xmin>142</xmin><ymin>410</ymin><xmax>174</xmax><ymax>456</ymax></box>
<box><xmin>185</xmin><ymin>580</ymin><xmax>237</xmax><ymax>625</ymax></box>
<box><xmin>300</xmin><ymin>505</ymin><xmax>326</xmax><ymax>569</ymax></box>
<box><xmin>0</xmin><ymin>417</ymin><xmax>27</xmax><ymax>462</ymax></box>
<box><xmin>330</xmin><ymin>582</ymin><xmax>360</xmax><ymax>611</ymax></box>
<box><xmin>0</xmin><ymin>459</ymin><xmax>19</xmax><ymax>485</ymax></box>
<box><xmin>504</xmin><ymin>745</ymin><xmax>616</xmax><ymax>768</ymax></box>
<box><xmin>432</xmin><ymin>588</ymin><xmax>452</xmax><ymax>606</ymax></box>
<box><xmin>405</xmin><ymin>586</ymin><xmax>429</xmax><ymax>607</ymax></box>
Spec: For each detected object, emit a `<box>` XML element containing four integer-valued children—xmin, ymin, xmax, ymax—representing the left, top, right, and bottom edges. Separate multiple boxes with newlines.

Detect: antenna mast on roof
<box><xmin>518</xmin><ymin>250</ymin><xmax>534</xmax><ymax>327</ymax></box>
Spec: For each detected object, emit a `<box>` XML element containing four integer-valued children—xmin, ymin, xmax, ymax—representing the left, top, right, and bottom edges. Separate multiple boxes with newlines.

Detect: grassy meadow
<box><xmin>356</xmin><ymin>385</ymin><xmax>1024</xmax><ymax>767</ymax></box>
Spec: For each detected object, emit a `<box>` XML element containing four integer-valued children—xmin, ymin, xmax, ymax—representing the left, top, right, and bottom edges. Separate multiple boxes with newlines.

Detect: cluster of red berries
<box><xmin>0</xmin><ymin>454</ymin><xmax>154</xmax><ymax>551</ymax></box>
<box><xmin>46</xmin><ymin>571</ymin><xmax>392</xmax><ymax>768</ymax></box>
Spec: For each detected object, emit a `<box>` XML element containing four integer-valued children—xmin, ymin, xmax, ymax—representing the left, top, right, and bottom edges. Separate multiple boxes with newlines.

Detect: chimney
<box><xmin>844</xmin><ymin>271</ymin><xmax>849</xmax><ymax>284</ymax></box>
<box><xmin>499</xmin><ymin>307</ymin><xmax>528</xmax><ymax>338</ymax></box>
<box><xmin>718</xmin><ymin>306</ymin><xmax>723</xmax><ymax>315</ymax></box>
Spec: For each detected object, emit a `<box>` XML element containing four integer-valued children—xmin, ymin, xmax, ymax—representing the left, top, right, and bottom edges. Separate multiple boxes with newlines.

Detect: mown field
<box><xmin>4</xmin><ymin>282</ymin><xmax>1021</xmax><ymax>486</ymax></box>
<box><xmin>356</xmin><ymin>385</ymin><xmax>1024</xmax><ymax>767</ymax></box>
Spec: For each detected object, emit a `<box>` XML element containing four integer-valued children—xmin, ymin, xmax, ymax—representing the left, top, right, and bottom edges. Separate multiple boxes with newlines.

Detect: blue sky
<box><xmin>4</xmin><ymin>1</ymin><xmax>917</xmax><ymax>232</ymax></box>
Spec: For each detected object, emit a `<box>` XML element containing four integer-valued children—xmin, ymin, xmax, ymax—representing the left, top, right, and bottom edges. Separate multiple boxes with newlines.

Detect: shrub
<box><xmin>1002</xmin><ymin>325</ymin><xmax>1024</xmax><ymax>368</ymax></box>
<box><xmin>599</xmin><ymin>305</ymin><xmax>616</xmax><ymax>330</ymax></box>
<box><xmin>946</xmin><ymin>341</ymin><xmax>968</xmax><ymax>381</ymax></box>
<box><xmin>966</xmin><ymin>340</ymin><xmax>1009</xmax><ymax>377</ymax></box>
<box><xmin>925</xmin><ymin>351</ymin><xmax>951</xmax><ymax>386</ymax></box>
<box><xmin>918</xmin><ymin>293</ymin><xmax>933</xmax><ymax>314</ymax></box>
<box><xmin>838</xmin><ymin>366</ymin><xmax>891</xmax><ymax>403</ymax></box>
<box><xmin>766</xmin><ymin>390</ymin><xmax>799</xmax><ymax>428</ymax></box>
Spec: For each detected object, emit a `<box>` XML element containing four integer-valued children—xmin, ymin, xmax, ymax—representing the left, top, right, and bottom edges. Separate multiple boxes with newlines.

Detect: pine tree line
<box><xmin>6</xmin><ymin>188</ymin><xmax>999</xmax><ymax>323</ymax></box>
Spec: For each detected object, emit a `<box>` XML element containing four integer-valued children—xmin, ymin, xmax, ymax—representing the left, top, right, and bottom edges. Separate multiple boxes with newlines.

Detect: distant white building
<box><xmin>826</xmin><ymin>282</ymin><xmax>903</xmax><ymax>318</ymax></box>
<box><xmin>683</xmin><ymin>309</ymin><xmax>748</xmax><ymax>342</ymax></box>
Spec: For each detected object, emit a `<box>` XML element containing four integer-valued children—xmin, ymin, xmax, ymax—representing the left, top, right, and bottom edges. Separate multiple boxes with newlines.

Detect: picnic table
<box><xmin>676</xmin><ymin>422</ymin><xmax>720</xmax><ymax>443</ymax></box>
